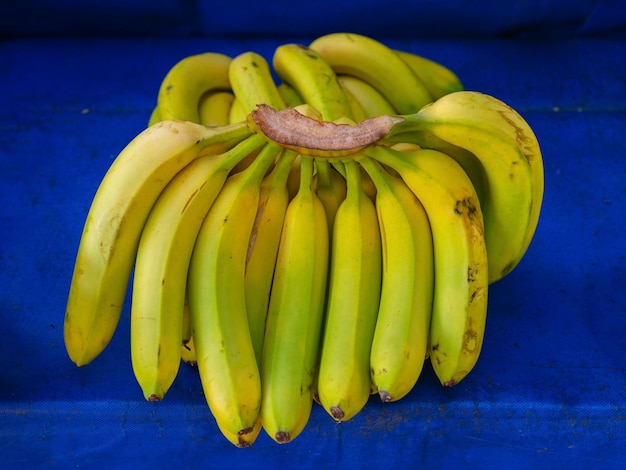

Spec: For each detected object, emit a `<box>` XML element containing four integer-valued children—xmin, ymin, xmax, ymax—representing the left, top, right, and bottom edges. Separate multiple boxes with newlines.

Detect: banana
<box><xmin>198</xmin><ymin>90</ymin><xmax>235</xmax><ymax>126</ymax></box>
<box><xmin>313</xmin><ymin>159</ymin><xmax>347</xmax><ymax>235</ymax></box>
<box><xmin>130</xmin><ymin>134</ymin><xmax>265</xmax><ymax>401</ymax></box>
<box><xmin>229</xmin><ymin>97</ymin><xmax>247</xmax><ymax>123</ymax></box>
<box><xmin>316</xmin><ymin>161</ymin><xmax>382</xmax><ymax>420</ymax></box>
<box><xmin>187</xmin><ymin>141</ymin><xmax>281</xmax><ymax>441</ymax></box>
<box><xmin>309</xmin><ymin>32</ymin><xmax>433</xmax><ymax>114</ymax></box>
<box><xmin>157</xmin><ymin>52</ymin><xmax>232</xmax><ymax>123</ymax></box>
<box><xmin>244</xmin><ymin>149</ymin><xmax>298</xmax><ymax>365</ymax></box>
<box><xmin>229</xmin><ymin>51</ymin><xmax>286</xmax><ymax>114</ymax></box>
<box><xmin>277</xmin><ymin>82</ymin><xmax>304</xmax><ymax>107</ymax></box>
<box><xmin>261</xmin><ymin>156</ymin><xmax>329</xmax><ymax>444</ymax></box>
<box><xmin>359</xmin><ymin>157</ymin><xmax>433</xmax><ymax>402</ymax></box>
<box><xmin>148</xmin><ymin>105</ymin><xmax>161</xmax><ymax>126</ymax></box>
<box><xmin>395</xmin><ymin>49</ymin><xmax>464</xmax><ymax>100</ymax></box>
<box><xmin>181</xmin><ymin>336</ymin><xmax>197</xmax><ymax>367</ymax></box>
<box><xmin>64</xmin><ymin>119</ymin><xmax>251</xmax><ymax>367</ymax></box>
<box><xmin>337</xmin><ymin>75</ymin><xmax>396</xmax><ymax>118</ymax></box>
<box><xmin>367</xmin><ymin>145</ymin><xmax>488</xmax><ymax>387</ymax></box>
<box><xmin>388</xmin><ymin>91</ymin><xmax>540</xmax><ymax>282</ymax></box>
<box><xmin>217</xmin><ymin>415</ymin><xmax>263</xmax><ymax>448</ymax></box>
<box><xmin>272</xmin><ymin>43</ymin><xmax>353</xmax><ymax>121</ymax></box>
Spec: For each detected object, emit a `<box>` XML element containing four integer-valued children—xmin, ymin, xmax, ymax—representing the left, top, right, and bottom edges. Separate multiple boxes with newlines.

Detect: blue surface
<box><xmin>1</xmin><ymin>4</ymin><xmax>626</xmax><ymax>468</ymax></box>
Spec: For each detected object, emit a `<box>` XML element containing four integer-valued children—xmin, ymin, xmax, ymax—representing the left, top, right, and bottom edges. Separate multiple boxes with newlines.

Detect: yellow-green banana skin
<box><xmin>64</xmin><ymin>120</ymin><xmax>251</xmax><ymax>367</ymax></box>
<box><xmin>130</xmin><ymin>136</ymin><xmax>265</xmax><ymax>401</ymax></box>
<box><xmin>395</xmin><ymin>49</ymin><xmax>464</xmax><ymax>100</ymax></box>
<box><xmin>187</xmin><ymin>139</ymin><xmax>276</xmax><ymax>439</ymax></box>
<box><xmin>261</xmin><ymin>157</ymin><xmax>329</xmax><ymax>444</ymax></box>
<box><xmin>368</xmin><ymin>146</ymin><xmax>488</xmax><ymax>387</ymax></box>
<box><xmin>316</xmin><ymin>161</ymin><xmax>382</xmax><ymax>421</ymax></box>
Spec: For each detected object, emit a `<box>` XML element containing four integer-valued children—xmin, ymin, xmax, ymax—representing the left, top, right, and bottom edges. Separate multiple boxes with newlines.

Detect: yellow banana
<box><xmin>229</xmin><ymin>96</ymin><xmax>247</xmax><ymax>123</ymax></box>
<box><xmin>309</xmin><ymin>32</ymin><xmax>432</xmax><ymax>114</ymax></box>
<box><xmin>313</xmin><ymin>159</ymin><xmax>347</xmax><ymax>235</ymax></box>
<box><xmin>359</xmin><ymin>157</ymin><xmax>433</xmax><ymax>402</ymax></box>
<box><xmin>389</xmin><ymin>91</ymin><xmax>539</xmax><ymax>282</ymax></box>
<box><xmin>181</xmin><ymin>336</ymin><xmax>197</xmax><ymax>367</ymax></box>
<box><xmin>187</xmin><ymin>140</ymin><xmax>281</xmax><ymax>442</ymax></box>
<box><xmin>272</xmin><ymin>43</ymin><xmax>353</xmax><ymax>121</ymax></box>
<box><xmin>130</xmin><ymin>134</ymin><xmax>265</xmax><ymax>401</ymax></box>
<box><xmin>198</xmin><ymin>90</ymin><xmax>234</xmax><ymax>126</ymax></box>
<box><xmin>217</xmin><ymin>415</ymin><xmax>263</xmax><ymax>448</ymax></box>
<box><xmin>337</xmin><ymin>74</ymin><xmax>396</xmax><ymax>118</ymax></box>
<box><xmin>64</xmin><ymin>119</ymin><xmax>251</xmax><ymax>367</ymax></box>
<box><xmin>316</xmin><ymin>161</ymin><xmax>382</xmax><ymax>420</ymax></box>
<box><xmin>244</xmin><ymin>149</ymin><xmax>298</xmax><ymax>365</ymax></box>
<box><xmin>157</xmin><ymin>52</ymin><xmax>232</xmax><ymax>122</ymax></box>
<box><xmin>395</xmin><ymin>49</ymin><xmax>464</xmax><ymax>100</ymax></box>
<box><xmin>229</xmin><ymin>51</ymin><xmax>286</xmax><ymax>114</ymax></box>
<box><xmin>277</xmin><ymin>82</ymin><xmax>304</xmax><ymax>107</ymax></box>
<box><xmin>261</xmin><ymin>156</ymin><xmax>329</xmax><ymax>444</ymax></box>
<box><xmin>367</xmin><ymin>145</ymin><xmax>488</xmax><ymax>386</ymax></box>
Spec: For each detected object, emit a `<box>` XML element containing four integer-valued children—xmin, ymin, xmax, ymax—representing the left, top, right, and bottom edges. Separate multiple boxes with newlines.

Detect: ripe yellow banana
<box><xmin>395</xmin><ymin>49</ymin><xmax>464</xmax><ymax>100</ymax></box>
<box><xmin>367</xmin><ymin>145</ymin><xmax>488</xmax><ymax>386</ymax></box>
<box><xmin>64</xmin><ymin>119</ymin><xmax>251</xmax><ymax>367</ymax></box>
<box><xmin>157</xmin><ymin>52</ymin><xmax>232</xmax><ymax>122</ymax></box>
<box><xmin>244</xmin><ymin>149</ymin><xmax>298</xmax><ymax>365</ymax></box>
<box><xmin>277</xmin><ymin>82</ymin><xmax>304</xmax><ymax>107</ymax></box>
<box><xmin>130</xmin><ymin>134</ymin><xmax>265</xmax><ymax>401</ymax></box>
<box><xmin>359</xmin><ymin>157</ymin><xmax>433</xmax><ymax>402</ymax></box>
<box><xmin>316</xmin><ymin>161</ymin><xmax>382</xmax><ymax>420</ymax></box>
<box><xmin>181</xmin><ymin>336</ymin><xmax>197</xmax><ymax>367</ymax></box>
<box><xmin>337</xmin><ymin>74</ymin><xmax>396</xmax><ymax>118</ymax></box>
<box><xmin>187</xmin><ymin>140</ymin><xmax>281</xmax><ymax>442</ymax></box>
<box><xmin>229</xmin><ymin>96</ymin><xmax>247</xmax><ymax>123</ymax></box>
<box><xmin>272</xmin><ymin>43</ymin><xmax>353</xmax><ymax>121</ymax></box>
<box><xmin>261</xmin><ymin>156</ymin><xmax>329</xmax><ymax>444</ymax></box>
<box><xmin>389</xmin><ymin>91</ymin><xmax>539</xmax><ymax>282</ymax></box>
<box><xmin>198</xmin><ymin>90</ymin><xmax>235</xmax><ymax>126</ymax></box>
<box><xmin>309</xmin><ymin>32</ymin><xmax>432</xmax><ymax>114</ymax></box>
<box><xmin>229</xmin><ymin>51</ymin><xmax>286</xmax><ymax>114</ymax></box>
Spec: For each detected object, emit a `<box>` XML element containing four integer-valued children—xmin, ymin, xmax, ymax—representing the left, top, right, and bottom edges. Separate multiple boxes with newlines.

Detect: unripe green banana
<box><xmin>64</xmin><ymin>120</ymin><xmax>251</xmax><ymax>367</ymax></box>
<box><xmin>317</xmin><ymin>161</ymin><xmax>382</xmax><ymax>420</ymax></box>
<box><xmin>367</xmin><ymin>145</ymin><xmax>488</xmax><ymax>386</ymax></box>
<box><xmin>157</xmin><ymin>52</ymin><xmax>232</xmax><ymax>122</ymax></box>
<box><xmin>261</xmin><ymin>156</ymin><xmax>329</xmax><ymax>444</ymax></box>
<box><xmin>309</xmin><ymin>32</ymin><xmax>433</xmax><ymax>114</ymax></box>
<box><xmin>187</xmin><ymin>140</ymin><xmax>281</xmax><ymax>442</ymax></box>
<box><xmin>130</xmin><ymin>134</ymin><xmax>265</xmax><ymax>401</ymax></box>
<box><xmin>360</xmin><ymin>157</ymin><xmax>433</xmax><ymax>402</ymax></box>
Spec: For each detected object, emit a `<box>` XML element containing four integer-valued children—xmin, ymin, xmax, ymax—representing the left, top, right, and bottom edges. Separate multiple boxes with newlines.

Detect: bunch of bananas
<box><xmin>63</xmin><ymin>32</ymin><xmax>543</xmax><ymax>447</ymax></box>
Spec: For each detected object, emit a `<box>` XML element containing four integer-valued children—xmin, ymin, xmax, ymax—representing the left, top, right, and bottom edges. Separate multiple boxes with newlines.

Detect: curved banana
<box><xmin>313</xmin><ymin>159</ymin><xmax>347</xmax><ymax>236</ymax></box>
<box><xmin>395</xmin><ymin>49</ymin><xmax>464</xmax><ymax>100</ymax></box>
<box><xmin>244</xmin><ymin>149</ymin><xmax>298</xmax><ymax>364</ymax></box>
<box><xmin>64</xmin><ymin>120</ymin><xmax>251</xmax><ymax>367</ymax></box>
<box><xmin>187</xmin><ymin>141</ymin><xmax>281</xmax><ymax>441</ymax></box>
<box><xmin>316</xmin><ymin>161</ymin><xmax>382</xmax><ymax>420</ymax></box>
<box><xmin>261</xmin><ymin>156</ymin><xmax>329</xmax><ymax>444</ymax></box>
<box><xmin>229</xmin><ymin>51</ymin><xmax>286</xmax><ymax>114</ymax></box>
<box><xmin>309</xmin><ymin>32</ymin><xmax>432</xmax><ymax>114</ymax></box>
<box><xmin>359</xmin><ymin>157</ymin><xmax>433</xmax><ymax>402</ymax></box>
<box><xmin>130</xmin><ymin>134</ymin><xmax>265</xmax><ymax>401</ymax></box>
<box><xmin>389</xmin><ymin>91</ymin><xmax>539</xmax><ymax>282</ymax></box>
<box><xmin>228</xmin><ymin>96</ymin><xmax>247</xmax><ymax>123</ymax></box>
<box><xmin>157</xmin><ymin>52</ymin><xmax>232</xmax><ymax>123</ymax></box>
<box><xmin>277</xmin><ymin>82</ymin><xmax>304</xmax><ymax>107</ymax></box>
<box><xmin>337</xmin><ymin>75</ymin><xmax>396</xmax><ymax>118</ymax></box>
<box><xmin>367</xmin><ymin>145</ymin><xmax>488</xmax><ymax>386</ymax></box>
<box><xmin>198</xmin><ymin>90</ymin><xmax>235</xmax><ymax>126</ymax></box>
<box><xmin>272</xmin><ymin>43</ymin><xmax>353</xmax><ymax>121</ymax></box>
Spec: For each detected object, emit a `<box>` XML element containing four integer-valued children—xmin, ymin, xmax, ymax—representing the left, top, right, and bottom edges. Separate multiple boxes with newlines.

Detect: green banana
<box><xmin>395</xmin><ymin>49</ymin><xmax>464</xmax><ymax>100</ymax></box>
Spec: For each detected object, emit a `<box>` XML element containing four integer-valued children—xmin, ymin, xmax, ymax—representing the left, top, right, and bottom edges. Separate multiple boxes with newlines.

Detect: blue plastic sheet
<box><xmin>1</xmin><ymin>3</ymin><xmax>625</xmax><ymax>467</ymax></box>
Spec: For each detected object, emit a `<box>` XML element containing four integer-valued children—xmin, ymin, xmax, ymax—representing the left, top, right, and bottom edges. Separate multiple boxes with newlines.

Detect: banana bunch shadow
<box><xmin>63</xmin><ymin>32</ymin><xmax>544</xmax><ymax>447</ymax></box>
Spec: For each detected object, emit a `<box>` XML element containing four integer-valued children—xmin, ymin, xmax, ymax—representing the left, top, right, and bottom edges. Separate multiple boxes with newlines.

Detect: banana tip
<box><xmin>275</xmin><ymin>431</ymin><xmax>291</xmax><ymax>444</ymax></box>
<box><xmin>379</xmin><ymin>390</ymin><xmax>393</xmax><ymax>402</ymax></box>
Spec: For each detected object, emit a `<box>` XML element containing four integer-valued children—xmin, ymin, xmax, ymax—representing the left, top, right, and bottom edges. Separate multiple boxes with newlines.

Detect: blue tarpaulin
<box><xmin>1</xmin><ymin>1</ymin><xmax>625</xmax><ymax>467</ymax></box>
